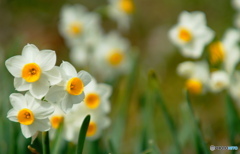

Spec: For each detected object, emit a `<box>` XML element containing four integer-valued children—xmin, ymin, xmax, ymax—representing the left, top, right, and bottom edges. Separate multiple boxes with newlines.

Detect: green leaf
<box><xmin>76</xmin><ymin>115</ymin><xmax>91</xmax><ymax>154</ymax></box>
<box><xmin>42</xmin><ymin>131</ymin><xmax>50</xmax><ymax>154</ymax></box>
<box><xmin>185</xmin><ymin>91</ymin><xmax>209</xmax><ymax>154</ymax></box>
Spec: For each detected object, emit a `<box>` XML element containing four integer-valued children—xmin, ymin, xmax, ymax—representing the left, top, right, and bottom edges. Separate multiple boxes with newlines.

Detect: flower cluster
<box><xmin>5</xmin><ymin>44</ymin><xmax>112</xmax><ymax>142</ymax></box>
<box><xmin>169</xmin><ymin>11</ymin><xmax>240</xmax><ymax>98</ymax></box>
<box><xmin>59</xmin><ymin>4</ymin><xmax>132</xmax><ymax>81</ymax></box>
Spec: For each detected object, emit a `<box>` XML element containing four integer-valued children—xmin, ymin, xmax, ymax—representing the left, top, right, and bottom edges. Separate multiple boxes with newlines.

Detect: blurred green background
<box><xmin>0</xmin><ymin>0</ymin><xmax>237</xmax><ymax>153</ymax></box>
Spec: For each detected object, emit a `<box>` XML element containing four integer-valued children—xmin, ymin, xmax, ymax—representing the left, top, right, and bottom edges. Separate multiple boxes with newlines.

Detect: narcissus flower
<box><xmin>5</xmin><ymin>44</ymin><xmax>61</xmax><ymax>99</ymax></box>
<box><xmin>178</xmin><ymin>61</ymin><xmax>210</xmax><ymax>94</ymax></box>
<box><xmin>209</xmin><ymin>71</ymin><xmax>229</xmax><ymax>93</ymax></box>
<box><xmin>59</xmin><ymin>4</ymin><xmax>102</xmax><ymax>47</ymax></box>
<box><xmin>209</xmin><ymin>29</ymin><xmax>240</xmax><ymax>74</ymax></box>
<box><xmin>93</xmin><ymin>31</ymin><xmax>131</xmax><ymax>80</ymax></box>
<box><xmin>108</xmin><ymin>0</ymin><xmax>134</xmax><ymax>30</ymax></box>
<box><xmin>45</xmin><ymin>61</ymin><xmax>92</xmax><ymax>113</ymax></box>
<box><xmin>169</xmin><ymin>11</ymin><xmax>214</xmax><ymax>58</ymax></box>
<box><xmin>78</xmin><ymin>78</ymin><xmax>112</xmax><ymax>114</ymax></box>
<box><xmin>64</xmin><ymin>104</ymin><xmax>110</xmax><ymax>142</ymax></box>
<box><xmin>7</xmin><ymin>92</ymin><xmax>54</xmax><ymax>138</ymax></box>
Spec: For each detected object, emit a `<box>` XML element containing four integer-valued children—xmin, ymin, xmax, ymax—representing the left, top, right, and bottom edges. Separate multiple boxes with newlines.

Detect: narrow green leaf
<box><xmin>51</xmin><ymin>122</ymin><xmax>64</xmax><ymax>154</ymax></box>
<box><xmin>149</xmin><ymin>70</ymin><xmax>181</xmax><ymax>154</ymax></box>
<box><xmin>42</xmin><ymin>131</ymin><xmax>50</xmax><ymax>154</ymax></box>
<box><xmin>76</xmin><ymin>115</ymin><xmax>91</xmax><ymax>154</ymax></box>
<box><xmin>225</xmin><ymin>94</ymin><xmax>240</xmax><ymax>154</ymax></box>
<box><xmin>108</xmin><ymin>139</ymin><xmax>116</xmax><ymax>154</ymax></box>
<box><xmin>185</xmin><ymin>91</ymin><xmax>209</xmax><ymax>154</ymax></box>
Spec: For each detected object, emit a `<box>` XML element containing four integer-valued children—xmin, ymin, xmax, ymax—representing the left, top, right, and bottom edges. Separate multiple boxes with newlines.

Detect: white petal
<box><xmin>31</xmin><ymin>132</ymin><xmax>39</xmax><ymax>144</ymax></box>
<box><xmin>32</xmin><ymin>119</ymin><xmax>51</xmax><ymax>132</ymax></box>
<box><xmin>21</xmin><ymin>124</ymin><xmax>36</xmax><ymax>138</ymax></box>
<box><xmin>44</xmin><ymin>66</ymin><xmax>62</xmax><ymax>86</ymax></box>
<box><xmin>30</xmin><ymin>75</ymin><xmax>49</xmax><ymax>99</ymax></box>
<box><xmin>7</xmin><ymin>109</ymin><xmax>18</xmax><ymax>122</ymax></box>
<box><xmin>60</xmin><ymin>61</ymin><xmax>78</xmax><ymax>77</ymax></box>
<box><xmin>22</xmin><ymin>44</ymin><xmax>39</xmax><ymax>62</ymax></box>
<box><xmin>24</xmin><ymin>92</ymin><xmax>35</xmax><ymax>107</ymax></box>
<box><xmin>36</xmin><ymin>50</ymin><xmax>56</xmax><ymax>71</ymax></box>
<box><xmin>77</xmin><ymin>71</ymin><xmax>92</xmax><ymax>86</ymax></box>
<box><xmin>45</xmin><ymin>86</ymin><xmax>66</xmax><ymax>103</ymax></box>
<box><xmin>14</xmin><ymin>78</ymin><xmax>31</xmax><ymax>91</ymax></box>
<box><xmin>98</xmin><ymin>84</ymin><xmax>112</xmax><ymax>98</ymax></box>
<box><xmin>61</xmin><ymin>93</ymin><xmax>84</xmax><ymax>113</ymax></box>
<box><xmin>32</xmin><ymin>102</ymin><xmax>54</xmax><ymax>119</ymax></box>
<box><xmin>10</xmin><ymin>93</ymin><xmax>27</xmax><ymax>110</ymax></box>
<box><xmin>5</xmin><ymin>56</ymin><xmax>27</xmax><ymax>77</ymax></box>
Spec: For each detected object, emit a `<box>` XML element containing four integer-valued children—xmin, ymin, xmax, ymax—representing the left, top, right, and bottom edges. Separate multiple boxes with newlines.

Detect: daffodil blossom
<box><xmin>5</xmin><ymin>44</ymin><xmax>61</xmax><ymax>99</ymax></box>
<box><xmin>45</xmin><ymin>61</ymin><xmax>92</xmax><ymax>113</ymax></box>
<box><xmin>178</xmin><ymin>61</ymin><xmax>210</xmax><ymax>94</ymax></box>
<box><xmin>209</xmin><ymin>71</ymin><xmax>229</xmax><ymax>93</ymax></box>
<box><xmin>108</xmin><ymin>0</ymin><xmax>134</xmax><ymax>31</ymax></box>
<box><xmin>7</xmin><ymin>92</ymin><xmax>54</xmax><ymax>138</ymax></box>
<box><xmin>232</xmin><ymin>0</ymin><xmax>240</xmax><ymax>10</ymax></box>
<box><xmin>169</xmin><ymin>11</ymin><xmax>214</xmax><ymax>58</ymax></box>
<box><xmin>64</xmin><ymin>104</ymin><xmax>110</xmax><ymax>142</ymax></box>
<box><xmin>59</xmin><ymin>4</ymin><xmax>102</xmax><ymax>47</ymax></box>
<box><xmin>93</xmin><ymin>31</ymin><xmax>131</xmax><ymax>80</ymax></box>
<box><xmin>78</xmin><ymin>78</ymin><xmax>112</xmax><ymax>114</ymax></box>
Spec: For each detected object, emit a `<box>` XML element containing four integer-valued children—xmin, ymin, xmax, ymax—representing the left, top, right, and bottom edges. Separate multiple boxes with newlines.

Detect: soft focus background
<box><xmin>0</xmin><ymin>0</ymin><xmax>238</xmax><ymax>154</ymax></box>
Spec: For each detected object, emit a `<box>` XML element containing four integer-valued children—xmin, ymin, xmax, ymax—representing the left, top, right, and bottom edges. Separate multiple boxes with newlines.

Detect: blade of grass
<box><xmin>42</xmin><ymin>131</ymin><xmax>50</xmax><ymax>154</ymax></box>
<box><xmin>76</xmin><ymin>115</ymin><xmax>91</xmax><ymax>154</ymax></box>
<box><xmin>185</xmin><ymin>91</ymin><xmax>209</xmax><ymax>154</ymax></box>
<box><xmin>225</xmin><ymin>94</ymin><xmax>240</xmax><ymax>154</ymax></box>
<box><xmin>149</xmin><ymin>70</ymin><xmax>181</xmax><ymax>154</ymax></box>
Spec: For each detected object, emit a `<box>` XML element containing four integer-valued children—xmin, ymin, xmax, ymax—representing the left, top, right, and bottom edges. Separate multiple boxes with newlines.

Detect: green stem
<box><xmin>185</xmin><ymin>91</ymin><xmax>209</xmax><ymax>154</ymax></box>
<box><xmin>42</xmin><ymin>131</ymin><xmax>50</xmax><ymax>154</ymax></box>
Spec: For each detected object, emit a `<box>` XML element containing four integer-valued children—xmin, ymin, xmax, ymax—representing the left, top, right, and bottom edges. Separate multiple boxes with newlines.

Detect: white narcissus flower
<box><xmin>179</xmin><ymin>61</ymin><xmax>210</xmax><ymax>95</ymax></box>
<box><xmin>169</xmin><ymin>11</ymin><xmax>214</xmax><ymax>58</ymax></box>
<box><xmin>209</xmin><ymin>29</ymin><xmax>240</xmax><ymax>74</ymax></box>
<box><xmin>5</xmin><ymin>44</ymin><xmax>61</xmax><ymax>99</ymax></box>
<box><xmin>69</xmin><ymin>45</ymin><xmax>88</xmax><ymax>67</ymax></box>
<box><xmin>7</xmin><ymin>92</ymin><xmax>54</xmax><ymax>138</ymax></box>
<box><xmin>93</xmin><ymin>31</ymin><xmax>131</xmax><ymax>80</ymax></box>
<box><xmin>177</xmin><ymin>61</ymin><xmax>196</xmax><ymax>78</ymax></box>
<box><xmin>45</xmin><ymin>61</ymin><xmax>92</xmax><ymax>113</ymax></box>
<box><xmin>59</xmin><ymin>4</ymin><xmax>102</xmax><ymax>48</ymax></box>
<box><xmin>209</xmin><ymin>71</ymin><xmax>229</xmax><ymax>93</ymax></box>
<box><xmin>108</xmin><ymin>0</ymin><xmax>134</xmax><ymax>31</ymax></box>
<box><xmin>232</xmin><ymin>0</ymin><xmax>240</xmax><ymax>10</ymax></box>
<box><xmin>78</xmin><ymin>78</ymin><xmax>112</xmax><ymax>114</ymax></box>
<box><xmin>64</xmin><ymin>104</ymin><xmax>110</xmax><ymax>143</ymax></box>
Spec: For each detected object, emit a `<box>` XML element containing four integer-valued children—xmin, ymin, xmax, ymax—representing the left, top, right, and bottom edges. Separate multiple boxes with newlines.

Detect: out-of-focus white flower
<box><xmin>177</xmin><ymin>61</ymin><xmax>195</xmax><ymax>78</ymax></box>
<box><xmin>108</xmin><ymin>0</ymin><xmax>134</xmax><ymax>31</ymax></box>
<box><xmin>78</xmin><ymin>78</ymin><xmax>112</xmax><ymax>114</ymax></box>
<box><xmin>5</xmin><ymin>44</ymin><xmax>61</xmax><ymax>99</ymax></box>
<box><xmin>209</xmin><ymin>29</ymin><xmax>240</xmax><ymax>74</ymax></box>
<box><xmin>169</xmin><ymin>11</ymin><xmax>214</xmax><ymax>58</ymax></box>
<box><xmin>234</xmin><ymin>13</ymin><xmax>240</xmax><ymax>29</ymax></box>
<box><xmin>232</xmin><ymin>0</ymin><xmax>240</xmax><ymax>10</ymax></box>
<box><xmin>59</xmin><ymin>4</ymin><xmax>102</xmax><ymax>48</ymax></box>
<box><xmin>69</xmin><ymin>45</ymin><xmax>88</xmax><ymax>67</ymax></box>
<box><xmin>64</xmin><ymin>104</ymin><xmax>110</xmax><ymax>142</ymax></box>
<box><xmin>7</xmin><ymin>92</ymin><xmax>54</xmax><ymax>138</ymax></box>
<box><xmin>45</xmin><ymin>61</ymin><xmax>92</xmax><ymax>113</ymax></box>
<box><xmin>209</xmin><ymin>71</ymin><xmax>229</xmax><ymax>93</ymax></box>
<box><xmin>178</xmin><ymin>61</ymin><xmax>210</xmax><ymax>94</ymax></box>
<box><xmin>50</xmin><ymin>104</ymin><xmax>65</xmax><ymax>129</ymax></box>
<box><xmin>93</xmin><ymin>31</ymin><xmax>131</xmax><ymax>80</ymax></box>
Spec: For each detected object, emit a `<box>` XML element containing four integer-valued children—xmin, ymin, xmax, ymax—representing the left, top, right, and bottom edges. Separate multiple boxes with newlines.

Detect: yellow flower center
<box><xmin>22</xmin><ymin>63</ymin><xmax>41</xmax><ymax>82</ymax></box>
<box><xmin>17</xmin><ymin>108</ymin><xmax>34</xmax><ymax>125</ymax></box>
<box><xmin>66</xmin><ymin>77</ymin><xmax>84</xmax><ymax>95</ymax></box>
<box><xmin>209</xmin><ymin>41</ymin><xmax>225</xmax><ymax>65</ymax></box>
<box><xmin>85</xmin><ymin>93</ymin><xmax>100</xmax><ymax>109</ymax></box>
<box><xmin>50</xmin><ymin>116</ymin><xmax>64</xmax><ymax>129</ymax></box>
<box><xmin>107</xmin><ymin>49</ymin><xmax>124</xmax><ymax>66</ymax></box>
<box><xmin>185</xmin><ymin>79</ymin><xmax>202</xmax><ymax>95</ymax></box>
<box><xmin>119</xmin><ymin>0</ymin><xmax>134</xmax><ymax>14</ymax></box>
<box><xmin>68</xmin><ymin>22</ymin><xmax>83</xmax><ymax>36</ymax></box>
<box><xmin>87</xmin><ymin>122</ymin><xmax>97</xmax><ymax>137</ymax></box>
<box><xmin>178</xmin><ymin>27</ymin><xmax>192</xmax><ymax>42</ymax></box>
